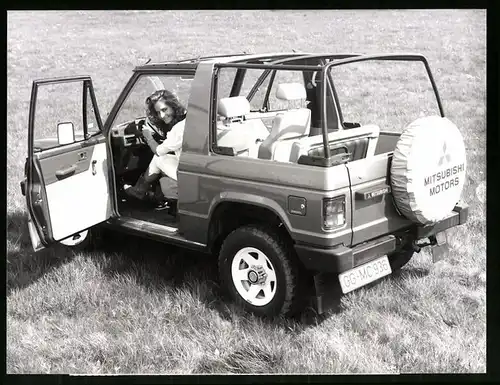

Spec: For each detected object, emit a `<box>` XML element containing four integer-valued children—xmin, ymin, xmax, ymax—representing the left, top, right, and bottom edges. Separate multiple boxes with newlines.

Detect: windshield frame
<box><xmin>104</xmin><ymin>67</ymin><xmax>196</xmax><ymax>133</ymax></box>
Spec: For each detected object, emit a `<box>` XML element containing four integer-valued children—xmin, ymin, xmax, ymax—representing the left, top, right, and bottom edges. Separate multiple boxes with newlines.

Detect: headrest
<box><xmin>276</xmin><ymin>83</ymin><xmax>307</xmax><ymax>101</ymax></box>
<box><xmin>218</xmin><ymin>96</ymin><xmax>250</xmax><ymax>118</ymax></box>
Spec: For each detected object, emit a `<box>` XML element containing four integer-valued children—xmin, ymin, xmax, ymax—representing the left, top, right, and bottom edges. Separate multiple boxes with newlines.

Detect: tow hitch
<box><xmin>412</xmin><ymin>231</ymin><xmax>449</xmax><ymax>262</ymax></box>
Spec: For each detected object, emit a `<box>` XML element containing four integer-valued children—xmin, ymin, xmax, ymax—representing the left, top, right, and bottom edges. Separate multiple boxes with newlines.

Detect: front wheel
<box><xmin>218</xmin><ymin>225</ymin><xmax>306</xmax><ymax>318</ymax></box>
<box><xmin>58</xmin><ymin>227</ymin><xmax>103</xmax><ymax>253</ymax></box>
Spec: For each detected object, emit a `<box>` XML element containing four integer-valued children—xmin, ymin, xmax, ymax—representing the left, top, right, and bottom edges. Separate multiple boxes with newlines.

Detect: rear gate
<box><xmin>346</xmin><ymin>153</ymin><xmax>413</xmax><ymax>246</ymax></box>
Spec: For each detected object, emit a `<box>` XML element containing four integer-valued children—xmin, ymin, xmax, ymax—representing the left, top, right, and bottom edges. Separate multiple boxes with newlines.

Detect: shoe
<box><xmin>124</xmin><ymin>174</ymin><xmax>155</xmax><ymax>201</ymax></box>
<box><xmin>154</xmin><ymin>201</ymin><xmax>170</xmax><ymax>211</ymax></box>
<box><xmin>124</xmin><ymin>185</ymin><xmax>147</xmax><ymax>201</ymax></box>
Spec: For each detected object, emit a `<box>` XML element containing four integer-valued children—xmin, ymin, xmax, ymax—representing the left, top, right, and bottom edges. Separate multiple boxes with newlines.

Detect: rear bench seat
<box><xmin>214</xmin><ymin>92</ymin><xmax>378</xmax><ymax>164</ymax></box>
<box><xmin>289</xmin><ymin>124</ymin><xmax>380</xmax><ymax>163</ymax></box>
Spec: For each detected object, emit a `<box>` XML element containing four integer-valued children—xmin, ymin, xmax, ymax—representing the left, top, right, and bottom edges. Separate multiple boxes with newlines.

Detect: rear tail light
<box><xmin>323</xmin><ymin>196</ymin><xmax>346</xmax><ymax>229</ymax></box>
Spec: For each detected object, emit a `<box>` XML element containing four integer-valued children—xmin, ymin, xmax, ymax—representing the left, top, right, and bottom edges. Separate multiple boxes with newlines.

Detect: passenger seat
<box><xmin>258</xmin><ymin>83</ymin><xmax>311</xmax><ymax>161</ymax></box>
<box><xmin>217</xmin><ymin>96</ymin><xmax>269</xmax><ymax>157</ymax></box>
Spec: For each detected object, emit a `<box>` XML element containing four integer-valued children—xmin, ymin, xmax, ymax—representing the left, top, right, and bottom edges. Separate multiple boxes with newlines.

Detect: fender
<box><xmin>208</xmin><ymin>191</ymin><xmax>293</xmax><ymax>233</ymax></box>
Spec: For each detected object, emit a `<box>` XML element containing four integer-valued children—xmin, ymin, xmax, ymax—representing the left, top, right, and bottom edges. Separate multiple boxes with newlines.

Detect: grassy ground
<box><xmin>7</xmin><ymin>10</ymin><xmax>486</xmax><ymax>374</ymax></box>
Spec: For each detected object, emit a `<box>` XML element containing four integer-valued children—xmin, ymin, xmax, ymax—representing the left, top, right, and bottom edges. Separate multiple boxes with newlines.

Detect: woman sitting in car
<box><xmin>124</xmin><ymin>89</ymin><xmax>186</xmax><ymax>210</ymax></box>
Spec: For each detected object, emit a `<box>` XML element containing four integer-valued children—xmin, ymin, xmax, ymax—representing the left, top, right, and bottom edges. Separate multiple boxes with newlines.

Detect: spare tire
<box><xmin>390</xmin><ymin>116</ymin><xmax>467</xmax><ymax>225</ymax></box>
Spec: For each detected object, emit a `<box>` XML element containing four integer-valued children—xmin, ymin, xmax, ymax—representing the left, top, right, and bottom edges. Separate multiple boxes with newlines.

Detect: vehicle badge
<box><xmin>438</xmin><ymin>141</ymin><xmax>452</xmax><ymax>166</ymax></box>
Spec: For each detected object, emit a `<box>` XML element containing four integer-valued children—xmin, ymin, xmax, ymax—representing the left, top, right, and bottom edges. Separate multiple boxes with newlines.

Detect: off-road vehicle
<box><xmin>21</xmin><ymin>53</ymin><xmax>468</xmax><ymax>317</ymax></box>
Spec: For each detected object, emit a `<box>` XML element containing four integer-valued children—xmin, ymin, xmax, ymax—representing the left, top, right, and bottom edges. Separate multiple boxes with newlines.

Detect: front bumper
<box><xmin>294</xmin><ymin>203</ymin><xmax>469</xmax><ymax>274</ymax></box>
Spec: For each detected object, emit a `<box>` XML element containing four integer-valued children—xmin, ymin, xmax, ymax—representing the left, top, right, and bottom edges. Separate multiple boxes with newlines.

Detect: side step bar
<box><xmin>103</xmin><ymin>216</ymin><xmax>207</xmax><ymax>252</ymax></box>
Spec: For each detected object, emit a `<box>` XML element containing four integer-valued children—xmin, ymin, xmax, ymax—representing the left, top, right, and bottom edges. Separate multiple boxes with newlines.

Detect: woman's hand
<box><xmin>142</xmin><ymin>126</ymin><xmax>155</xmax><ymax>142</ymax></box>
<box><xmin>140</xmin><ymin>126</ymin><xmax>160</xmax><ymax>155</ymax></box>
<box><xmin>142</xmin><ymin>125</ymin><xmax>155</xmax><ymax>136</ymax></box>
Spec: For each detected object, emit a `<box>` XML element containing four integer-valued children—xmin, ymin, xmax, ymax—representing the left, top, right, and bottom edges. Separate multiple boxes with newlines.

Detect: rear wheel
<box><xmin>218</xmin><ymin>225</ymin><xmax>306</xmax><ymax>318</ymax></box>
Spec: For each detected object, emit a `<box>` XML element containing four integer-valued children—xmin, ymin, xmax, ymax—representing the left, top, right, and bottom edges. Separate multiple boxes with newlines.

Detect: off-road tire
<box><xmin>58</xmin><ymin>226</ymin><xmax>104</xmax><ymax>253</ymax></box>
<box><xmin>218</xmin><ymin>225</ymin><xmax>306</xmax><ymax>318</ymax></box>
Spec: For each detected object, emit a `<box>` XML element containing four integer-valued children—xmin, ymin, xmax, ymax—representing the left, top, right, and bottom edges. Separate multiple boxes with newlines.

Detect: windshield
<box><xmin>326</xmin><ymin>59</ymin><xmax>442</xmax><ymax>133</ymax></box>
<box><xmin>111</xmin><ymin>74</ymin><xmax>193</xmax><ymax>128</ymax></box>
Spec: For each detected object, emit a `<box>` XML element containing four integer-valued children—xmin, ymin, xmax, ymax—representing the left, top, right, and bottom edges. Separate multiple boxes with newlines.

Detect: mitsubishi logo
<box><xmin>438</xmin><ymin>141</ymin><xmax>452</xmax><ymax>166</ymax></box>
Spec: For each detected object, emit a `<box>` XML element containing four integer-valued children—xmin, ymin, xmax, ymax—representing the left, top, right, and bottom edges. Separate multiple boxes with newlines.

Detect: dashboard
<box><xmin>110</xmin><ymin>118</ymin><xmax>152</xmax><ymax>178</ymax></box>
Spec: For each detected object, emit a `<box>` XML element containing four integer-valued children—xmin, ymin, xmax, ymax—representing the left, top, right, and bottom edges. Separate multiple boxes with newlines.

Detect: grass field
<box><xmin>7</xmin><ymin>10</ymin><xmax>486</xmax><ymax>374</ymax></box>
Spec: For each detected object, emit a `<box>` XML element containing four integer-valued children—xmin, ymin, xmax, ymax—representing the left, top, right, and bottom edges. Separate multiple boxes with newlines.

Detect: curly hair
<box><xmin>145</xmin><ymin>89</ymin><xmax>187</xmax><ymax>137</ymax></box>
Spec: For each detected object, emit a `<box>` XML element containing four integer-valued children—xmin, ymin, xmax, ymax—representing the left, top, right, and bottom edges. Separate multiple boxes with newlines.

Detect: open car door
<box><xmin>25</xmin><ymin>76</ymin><xmax>113</xmax><ymax>251</ymax></box>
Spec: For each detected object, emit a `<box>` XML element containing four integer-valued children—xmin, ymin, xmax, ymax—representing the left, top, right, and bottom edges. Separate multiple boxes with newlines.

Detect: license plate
<box><xmin>339</xmin><ymin>256</ymin><xmax>392</xmax><ymax>294</ymax></box>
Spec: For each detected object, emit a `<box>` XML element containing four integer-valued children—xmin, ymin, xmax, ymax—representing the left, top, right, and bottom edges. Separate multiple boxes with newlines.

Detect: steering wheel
<box><xmin>134</xmin><ymin>119</ymin><xmax>149</xmax><ymax>145</ymax></box>
<box><xmin>137</xmin><ymin>132</ymin><xmax>147</xmax><ymax>145</ymax></box>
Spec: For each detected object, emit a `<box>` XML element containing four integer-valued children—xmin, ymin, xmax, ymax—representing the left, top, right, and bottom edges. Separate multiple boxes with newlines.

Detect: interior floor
<box><xmin>118</xmin><ymin>200</ymin><xmax>178</xmax><ymax>227</ymax></box>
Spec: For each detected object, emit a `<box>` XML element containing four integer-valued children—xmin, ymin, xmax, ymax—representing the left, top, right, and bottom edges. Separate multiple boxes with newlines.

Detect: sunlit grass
<box><xmin>7</xmin><ymin>10</ymin><xmax>486</xmax><ymax>374</ymax></box>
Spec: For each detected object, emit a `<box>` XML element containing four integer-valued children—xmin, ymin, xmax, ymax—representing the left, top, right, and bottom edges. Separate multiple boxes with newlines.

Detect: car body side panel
<box><xmin>176</xmin><ymin>62</ymin><xmax>213</xmax><ymax>243</ymax></box>
<box><xmin>178</xmin><ymin>153</ymin><xmax>352</xmax><ymax>247</ymax></box>
<box><xmin>176</xmin><ymin>61</ymin><xmax>352</xmax><ymax>247</ymax></box>
<box><xmin>179</xmin><ymin>62</ymin><xmax>214</xmax><ymax>155</ymax></box>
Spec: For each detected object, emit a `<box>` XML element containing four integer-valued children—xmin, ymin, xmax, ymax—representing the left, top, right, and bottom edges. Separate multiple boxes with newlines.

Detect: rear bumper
<box><xmin>294</xmin><ymin>204</ymin><xmax>468</xmax><ymax>274</ymax></box>
<box><xmin>416</xmin><ymin>203</ymin><xmax>468</xmax><ymax>239</ymax></box>
<box><xmin>295</xmin><ymin>235</ymin><xmax>396</xmax><ymax>274</ymax></box>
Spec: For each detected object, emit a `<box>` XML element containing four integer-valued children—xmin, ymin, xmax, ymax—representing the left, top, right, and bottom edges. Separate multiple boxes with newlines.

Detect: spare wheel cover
<box><xmin>390</xmin><ymin>116</ymin><xmax>467</xmax><ymax>225</ymax></box>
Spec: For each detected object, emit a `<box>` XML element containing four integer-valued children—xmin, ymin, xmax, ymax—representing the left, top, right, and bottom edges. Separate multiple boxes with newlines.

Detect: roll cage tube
<box><xmin>230</xmin><ymin>68</ymin><xmax>246</xmax><ymax>97</ymax></box>
<box><xmin>215</xmin><ymin>62</ymin><xmax>332</xmax><ymax>161</ymax></box>
<box><xmin>322</xmin><ymin>54</ymin><xmax>445</xmax><ymax>131</ymax></box>
<box><xmin>245</xmin><ymin>54</ymin><xmax>362</xmax><ymax>110</ymax></box>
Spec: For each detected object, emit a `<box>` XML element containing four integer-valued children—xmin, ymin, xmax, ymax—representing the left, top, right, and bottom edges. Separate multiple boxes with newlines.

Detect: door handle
<box><xmin>55</xmin><ymin>165</ymin><xmax>77</xmax><ymax>180</ymax></box>
<box><xmin>92</xmin><ymin>160</ymin><xmax>97</xmax><ymax>175</ymax></box>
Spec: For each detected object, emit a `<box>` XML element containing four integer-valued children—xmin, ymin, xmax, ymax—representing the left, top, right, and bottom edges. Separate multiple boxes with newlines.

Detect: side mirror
<box><xmin>57</xmin><ymin>122</ymin><xmax>75</xmax><ymax>145</ymax></box>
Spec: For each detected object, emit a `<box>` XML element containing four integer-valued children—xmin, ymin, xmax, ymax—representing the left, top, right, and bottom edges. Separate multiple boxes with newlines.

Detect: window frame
<box><xmin>31</xmin><ymin>78</ymin><xmax>104</xmax><ymax>152</ymax></box>
<box><xmin>210</xmin><ymin>62</ymin><xmax>327</xmax><ymax>158</ymax></box>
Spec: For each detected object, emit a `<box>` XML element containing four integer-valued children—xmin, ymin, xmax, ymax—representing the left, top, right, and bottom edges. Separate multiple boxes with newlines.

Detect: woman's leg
<box><xmin>124</xmin><ymin>156</ymin><xmax>162</xmax><ymax>200</ymax></box>
<box><xmin>153</xmin><ymin>154</ymin><xmax>179</xmax><ymax>181</ymax></box>
<box><xmin>145</xmin><ymin>155</ymin><xmax>162</xmax><ymax>180</ymax></box>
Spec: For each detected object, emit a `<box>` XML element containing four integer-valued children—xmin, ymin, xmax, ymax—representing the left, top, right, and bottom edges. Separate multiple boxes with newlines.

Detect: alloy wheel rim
<box><xmin>231</xmin><ymin>247</ymin><xmax>277</xmax><ymax>306</ymax></box>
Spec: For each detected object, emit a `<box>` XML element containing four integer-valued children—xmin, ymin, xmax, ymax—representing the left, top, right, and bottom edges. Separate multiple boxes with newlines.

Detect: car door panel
<box><xmin>26</xmin><ymin>76</ymin><xmax>112</xmax><ymax>248</ymax></box>
<box><xmin>35</xmin><ymin>137</ymin><xmax>111</xmax><ymax>241</ymax></box>
<box><xmin>37</xmin><ymin>141</ymin><xmax>97</xmax><ymax>185</ymax></box>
